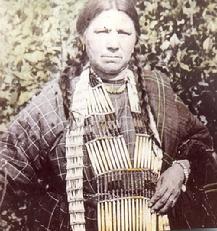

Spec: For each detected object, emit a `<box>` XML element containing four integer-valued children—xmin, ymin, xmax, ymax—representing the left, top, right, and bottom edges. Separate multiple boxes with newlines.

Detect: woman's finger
<box><xmin>158</xmin><ymin>191</ymin><xmax>180</xmax><ymax>214</ymax></box>
<box><xmin>149</xmin><ymin>178</ymin><xmax>167</xmax><ymax>208</ymax></box>
<box><xmin>150</xmin><ymin>190</ymin><xmax>172</xmax><ymax>212</ymax></box>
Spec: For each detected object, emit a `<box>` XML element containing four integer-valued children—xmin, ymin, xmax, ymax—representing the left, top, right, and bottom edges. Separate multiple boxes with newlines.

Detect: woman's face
<box><xmin>83</xmin><ymin>9</ymin><xmax>137</xmax><ymax>75</ymax></box>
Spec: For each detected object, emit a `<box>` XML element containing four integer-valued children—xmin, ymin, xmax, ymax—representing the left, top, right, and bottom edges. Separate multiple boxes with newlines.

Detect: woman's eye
<box><xmin>95</xmin><ymin>29</ymin><xmax>109</xmax><ymax>34</ymax></box>
<box><xmin>118</xmin><ymin>30</ymin><xmax>131</xmax><ymax>35</ymax></box>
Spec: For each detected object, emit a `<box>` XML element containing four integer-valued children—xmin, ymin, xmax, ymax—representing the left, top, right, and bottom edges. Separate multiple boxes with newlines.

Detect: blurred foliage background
<box><xmin>0</xmin><ymin>0</ymin><xmax>216</xmax><ymax>229</ymax></box>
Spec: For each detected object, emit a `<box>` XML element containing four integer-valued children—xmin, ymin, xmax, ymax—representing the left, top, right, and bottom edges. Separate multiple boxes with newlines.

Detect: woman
<box><xmin>0</xmin><ymin>0</ymin><xmax>216</xmax><ymax>230</ymax></box>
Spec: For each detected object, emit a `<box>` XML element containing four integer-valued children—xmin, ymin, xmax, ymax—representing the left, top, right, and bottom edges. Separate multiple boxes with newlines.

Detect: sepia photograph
<box><xmin>0</xmin><ymin>0</ymin><xmax>217</xmax><ymax>230</ymax></box>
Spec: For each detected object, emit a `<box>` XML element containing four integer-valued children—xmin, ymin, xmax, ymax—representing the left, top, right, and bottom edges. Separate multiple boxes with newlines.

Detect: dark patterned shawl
<box><xmin>0</xmin><ymin>70</ymin><xmax>216</xmax><ymax>230</ymax></box>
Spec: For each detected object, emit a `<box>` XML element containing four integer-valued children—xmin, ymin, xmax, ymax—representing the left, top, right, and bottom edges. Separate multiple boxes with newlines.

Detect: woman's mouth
<box><xmin>101</xmin><ymin>55</ymin><xmax>122</xmax><ymax>59</ymax></box>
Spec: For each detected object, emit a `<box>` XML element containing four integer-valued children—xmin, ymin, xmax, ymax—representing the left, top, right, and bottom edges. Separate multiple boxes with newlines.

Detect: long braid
<box><xmin>59</xmin><ymin>38</ymin><xmax>87</xmax><ymax>120</ymax></box>
<box><xmin>131</xmin><ymin>42</ymin><xmax>161</xmax><ymax>147</ymax></box>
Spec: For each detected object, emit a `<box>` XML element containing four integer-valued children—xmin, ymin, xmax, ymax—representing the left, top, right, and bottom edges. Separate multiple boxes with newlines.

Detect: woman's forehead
<box><xmin>88</xmin><ymin>9</ymin><xmax>135</xmax><ymax>29</ymax></box>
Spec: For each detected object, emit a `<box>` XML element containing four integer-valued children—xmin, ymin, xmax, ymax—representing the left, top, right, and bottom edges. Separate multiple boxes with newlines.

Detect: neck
<box><xmin>91</xmin><ymin>66</ymin><xmax>128</xmax><ymax>81</ymax></box>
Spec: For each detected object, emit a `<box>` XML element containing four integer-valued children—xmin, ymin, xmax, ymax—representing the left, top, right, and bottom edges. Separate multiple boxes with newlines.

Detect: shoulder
<box><xmin>9</xmin><ymin>77</ymin><xmax>65</xmax><ymax>129</ymax></box>
<box><xmin>33</xmin><ymin>77</ymin><xmax>61</xmax><ymax>102</ymax></box>
<box><xmin>5</xmin><ymin>78</ymin><xmax>66</xmax><ymax>145</ymax></box>
<box><xmin>22</xmin><ymin>78</ymin><xmax>62</xmax><ymax>116</ymax></box>
<box><xmin>142</xmin><ymin>69</ymin><xmax>171</xmax><ymax>87</ymax></box>
<box><xmin>141</xmin><ymin>69</ymin><xmax>174</xmax><ymax>97</ymax></box>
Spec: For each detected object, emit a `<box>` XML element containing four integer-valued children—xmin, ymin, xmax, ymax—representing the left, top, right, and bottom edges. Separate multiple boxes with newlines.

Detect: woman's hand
<box><xmin>148</xmin><ymin>164</ymin><xmax>185</xmax><ymax>215</ymax></box>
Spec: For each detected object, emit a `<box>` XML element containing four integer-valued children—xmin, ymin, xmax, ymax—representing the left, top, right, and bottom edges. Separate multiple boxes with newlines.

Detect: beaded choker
<box><xmin>104</xmin><ymin>82</ymin><xmax>127</xmax><ymax>94</ymax></box>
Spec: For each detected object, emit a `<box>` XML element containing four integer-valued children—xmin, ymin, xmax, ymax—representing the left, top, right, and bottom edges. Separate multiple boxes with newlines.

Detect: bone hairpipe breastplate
<box><xmin>66</xmin><ymin>68</ymin><xmax>170</xmax><ymax>231</ymax></box>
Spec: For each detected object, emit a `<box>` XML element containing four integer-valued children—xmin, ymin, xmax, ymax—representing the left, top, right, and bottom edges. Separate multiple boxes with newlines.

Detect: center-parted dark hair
<box><xmin>59</xmin><ymin>0</ymin><xmax>155</xmax><ymax>145</ymax></box>
<box><xmin>76</xmin><ymin>0</ymin><xmax>140</xmax><ymax>36</ymax></box>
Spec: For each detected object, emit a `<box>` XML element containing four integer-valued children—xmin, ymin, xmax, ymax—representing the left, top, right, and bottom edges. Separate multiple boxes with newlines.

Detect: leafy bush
<box><xmin>0</xmin><ymin>0</ymin><xmax>216</xmax><ymax>229</ymax></box>
<box><xmin>136</xmin><ymin>0</ymin><xmax>217</xmax><ymax>149</ymax></box>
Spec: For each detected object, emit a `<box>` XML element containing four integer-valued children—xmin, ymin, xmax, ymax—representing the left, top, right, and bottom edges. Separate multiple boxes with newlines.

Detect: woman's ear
<box><xmin>78</xmin><ymin>36</ymin><xmax>86</xmax><ymax>53</ymax></box>
<box><xmin>81</xmin><ymin>28</ymin><xmax>88</xmax><ymax>44</ymax></box>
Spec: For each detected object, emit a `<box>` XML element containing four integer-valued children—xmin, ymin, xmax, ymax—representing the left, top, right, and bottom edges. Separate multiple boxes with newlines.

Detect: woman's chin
<box><xmin>93</xmin><ymin>63</ymin><xmax>128</xmax><ymax>76</ymax></box>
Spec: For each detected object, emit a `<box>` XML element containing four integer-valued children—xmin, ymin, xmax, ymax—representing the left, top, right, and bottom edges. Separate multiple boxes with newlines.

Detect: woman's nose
<box><xmin>106</xmin><ymin>34</ymin><xmax>119</xmax><ymax>52</ymax></box>
<box><xmin>107</xmin><ymin>46</ymin><xmax>119</xmax><ymax>52</ymax></box>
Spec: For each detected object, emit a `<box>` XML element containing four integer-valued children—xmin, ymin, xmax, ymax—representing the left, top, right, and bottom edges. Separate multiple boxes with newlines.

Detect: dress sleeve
<box><xmin>167</xmin><ymin>83</ymin><xmax>217</xmax><ymax>228</ymax></box>
<box><xmin>176</xmin><ymin>95</ymin><xmax>213</xmax><ymax>159</ymax></box>
<box><xmin>0</xmin><ymin>79</ymin><xmax>66</xmax><ymax>199</ymax></box>
<box><xmin>175</xmin><ymin>95</ymin><xmax>217</xmax><ymax>188</ymax></box>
